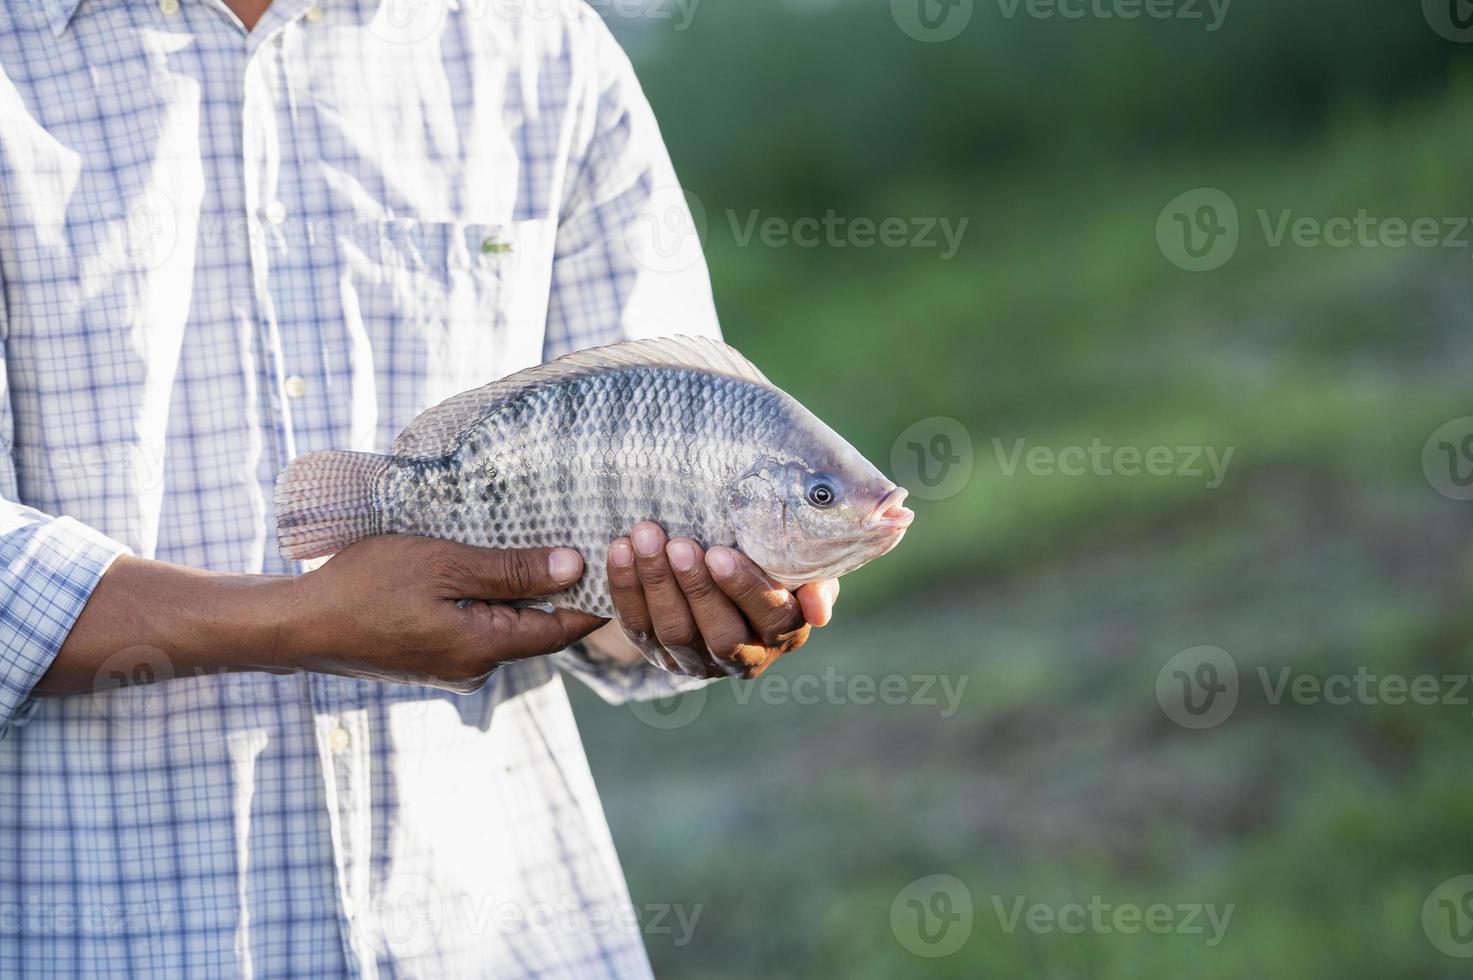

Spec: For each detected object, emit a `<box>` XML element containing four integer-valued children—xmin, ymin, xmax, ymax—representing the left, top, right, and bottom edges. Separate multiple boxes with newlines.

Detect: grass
<box><xmin>568</xmin><ymin>84</ymin><xmax>1473</xmax><ymax>978</ymax></box>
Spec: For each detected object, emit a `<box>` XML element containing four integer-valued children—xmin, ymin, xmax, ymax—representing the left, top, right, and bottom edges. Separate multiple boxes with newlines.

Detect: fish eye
<box><xmin>806</xmin><ymin>480</ymin><xmax>837</xmax><ymax>507</ymax></box>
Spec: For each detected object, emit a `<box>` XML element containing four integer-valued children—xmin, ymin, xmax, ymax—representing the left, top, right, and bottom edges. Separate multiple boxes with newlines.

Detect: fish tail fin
<box><xmin>275</xmin><ymin>450</ymin><xmax>392</xmax><ymax>561</ymax></box>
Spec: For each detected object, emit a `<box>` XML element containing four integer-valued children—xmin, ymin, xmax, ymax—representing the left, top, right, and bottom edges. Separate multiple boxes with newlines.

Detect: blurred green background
<box><xmin>568</xmin><ymin>2</ymin><xmax>1473</xmax><ymax>976</ymax></box>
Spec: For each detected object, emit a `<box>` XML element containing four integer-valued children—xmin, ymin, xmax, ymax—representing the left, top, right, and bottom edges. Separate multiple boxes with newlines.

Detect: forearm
<box><xmin>33</xmin><ymin>555</ymin><xmax>295</xmax><ymax>696</ymax></box>
<box><xmin>34</xmin><ymin>536</ymin><xmax>606</xmax><ymax>699</ymax></box>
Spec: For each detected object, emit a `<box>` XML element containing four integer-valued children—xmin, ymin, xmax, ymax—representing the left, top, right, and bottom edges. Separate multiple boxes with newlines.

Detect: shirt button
<box><xmin>328</xmin><ymin>726</ymin><xmax>350</xmax><ymax>753</ymax></box>
<box><xmin>264</xmin><ymin>200</ymin><xmax>288</xmax><ymax>226</ymax></box>
<box><xmin>284</xmin><ymin>375</ymin><xmax>308</xmax><ymax>399</ymax></box>
<box><xmin>159</xmin><ymin>0</ymin><xmax>180</xmax><ymax>14</ymax></box>
<box><xmin>304</xmin><ymin>5</ymin><xmax>323</xmax><ymax>23</ymax></box>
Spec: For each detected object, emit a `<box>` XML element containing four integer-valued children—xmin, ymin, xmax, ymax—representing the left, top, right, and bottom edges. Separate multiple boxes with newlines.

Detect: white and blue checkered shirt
<box><xmin>0</xmin><ymin>0</ymin><xmax>719</xmax><ymax>975</ymax></box>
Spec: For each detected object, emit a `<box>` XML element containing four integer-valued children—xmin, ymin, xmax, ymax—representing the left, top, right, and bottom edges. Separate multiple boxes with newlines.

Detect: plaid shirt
<box><xmin>0</xmin><ymin>0</ymin><xmax>718</xmax><ymax>975</ymax></box>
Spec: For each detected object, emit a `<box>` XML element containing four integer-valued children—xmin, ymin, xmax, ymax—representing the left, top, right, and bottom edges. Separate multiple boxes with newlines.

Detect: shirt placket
<box><xmin>239</xmin><ymin>6</ymin><xmax>376</xmax><ymax>976</ymax></box>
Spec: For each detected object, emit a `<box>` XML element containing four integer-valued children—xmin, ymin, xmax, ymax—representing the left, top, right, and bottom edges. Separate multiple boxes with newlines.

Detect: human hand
<box><xmin>284</xmin><ymin>535</ymin><xmax>605</xmax><ymax>692</ymax></box>
<box><xmin>606</xmin><ymin>522</ymin><xmax>840</xmax><ymax>678</ymax></box>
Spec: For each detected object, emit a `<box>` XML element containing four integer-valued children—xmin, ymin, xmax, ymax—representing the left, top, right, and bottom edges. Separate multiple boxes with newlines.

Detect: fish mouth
<box><xmin>864</xmin><ymin>486</ymin><xmax>914</xmax><ymax>532</ymax></box>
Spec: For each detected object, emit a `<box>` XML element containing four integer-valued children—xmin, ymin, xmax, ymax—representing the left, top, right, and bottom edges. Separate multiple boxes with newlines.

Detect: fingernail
<box><xmin>548</xmin><ymin>549</ymin><xmax>582</xmax><ymax>584</ymax></box>
<box><xmin>707</xmin><ymin>547</ymin><xmax>736</xmax><ymax>578</ymax></box>
<box><xmin>609</xmin><ymin>539</ymin><xmax>633</xmax><ymax>567</ymax></box>
<box><xmin>633</xmin><ymin>525</ymin><xmax>661</xmax><ymax>558</ymax></box>
<box><xmin>667</xmin><ymin>540</ymin><xmax>696</xmax><ymax>572</ymax></box>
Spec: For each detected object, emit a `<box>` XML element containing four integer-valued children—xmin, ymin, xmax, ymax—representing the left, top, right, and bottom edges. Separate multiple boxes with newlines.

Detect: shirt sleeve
<box><xmin>541</xmin><ymin>11</ymin><xmax>721</xmax><ymax>357</ymax></box>
<box><xmin>544</xmin><ymin>14</ymin><xmax>721</xmax><ymax>704</ymax></box>
<box><xmin>0</xmin><ymin>266</ymin><xmax>131</xmax><ymax>738</ymax></box>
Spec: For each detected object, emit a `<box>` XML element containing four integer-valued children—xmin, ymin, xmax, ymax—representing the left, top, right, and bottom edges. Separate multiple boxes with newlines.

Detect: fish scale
<box><xmin>275</xmin><ymin>336</ymin><xmax>912</xmax><ymax>620</ymax></box>
<box><xmin>362</xmin><ymin>367</ymin><xmax>768</xmax><ymax>617</ymax></box>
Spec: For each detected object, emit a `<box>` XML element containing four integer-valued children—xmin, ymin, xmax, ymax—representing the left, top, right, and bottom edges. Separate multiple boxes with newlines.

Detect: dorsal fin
<box><xmin>392</xmin><ymin>335</ymin><xmax>773</xmax><ymax>459</ymax></box>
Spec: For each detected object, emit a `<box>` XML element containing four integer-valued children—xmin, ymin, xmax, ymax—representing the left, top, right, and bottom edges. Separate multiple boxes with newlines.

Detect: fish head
<box><xmin>725</xmin><ymin>419</ymin><xmax>913</xmax><ymax>587</ymax></box>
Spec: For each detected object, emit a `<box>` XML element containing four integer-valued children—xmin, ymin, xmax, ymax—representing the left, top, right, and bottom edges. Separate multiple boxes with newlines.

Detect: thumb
<box><xmin>432</xmin><ymin>541</ymin><xmax>585</xmax><ymax>600</ymax></box>
<box><xmin>474</xmin><ymin>605</ymin><xmax>608</xmax><ymax>662</ymax></box>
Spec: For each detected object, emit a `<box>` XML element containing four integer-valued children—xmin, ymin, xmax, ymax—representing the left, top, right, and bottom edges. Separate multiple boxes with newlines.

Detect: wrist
<box><xmin>264</xmin><ymin>571</ymin><xmax>330</xmax><ymax>670</ymax></box>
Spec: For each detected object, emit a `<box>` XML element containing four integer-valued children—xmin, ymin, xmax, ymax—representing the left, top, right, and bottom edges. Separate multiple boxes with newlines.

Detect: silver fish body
<box><xmin>276</xmin><ymin>337</ymin><xmax>912</xmax><ymax>618</ymax></box>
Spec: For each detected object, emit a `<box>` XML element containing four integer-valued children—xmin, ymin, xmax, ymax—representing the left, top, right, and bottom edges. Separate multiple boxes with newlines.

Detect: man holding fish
<box><xmin>0</xmin><ymin>1</ymin><xmax>906</xmax><ymax>976</ymax></box>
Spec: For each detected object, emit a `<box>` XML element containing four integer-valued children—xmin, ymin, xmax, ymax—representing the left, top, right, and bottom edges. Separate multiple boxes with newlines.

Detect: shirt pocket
<box><xmin>346</xmin><ymin>218</ymin><xmax>554</xmax><ymax>446</ymax></box>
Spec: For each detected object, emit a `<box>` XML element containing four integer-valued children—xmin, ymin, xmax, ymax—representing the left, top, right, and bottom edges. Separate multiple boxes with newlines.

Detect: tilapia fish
<box><xmin>275</xmin><ymin>336</ymin><xmax>913</xmax><ymax>618</ymax></box>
